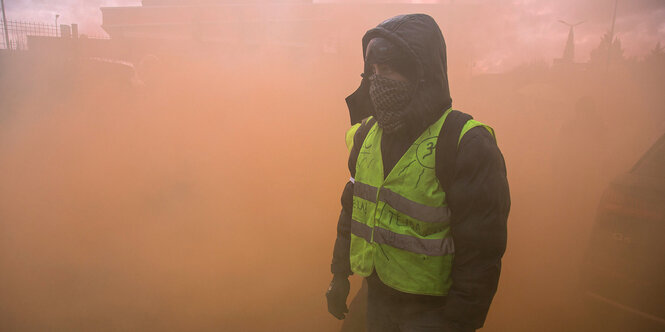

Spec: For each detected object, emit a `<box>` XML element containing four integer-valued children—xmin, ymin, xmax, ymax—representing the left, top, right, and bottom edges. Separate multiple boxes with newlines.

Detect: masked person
<box><xmin>326</xmin><ymin>14</ymin><xmax>510</xmax><ymax>332</ymax></box>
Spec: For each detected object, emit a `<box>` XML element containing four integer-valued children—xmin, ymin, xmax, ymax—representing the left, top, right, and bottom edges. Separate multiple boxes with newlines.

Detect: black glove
<box><xmin>326</xmin><ymin>274</ymin><xmax>350</xmax><ymax>320</ymax></box>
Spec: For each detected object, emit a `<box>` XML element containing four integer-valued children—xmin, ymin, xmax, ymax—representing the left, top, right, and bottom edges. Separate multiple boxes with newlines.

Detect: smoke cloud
<box><xmin>1</xmin><ymin>1</ymin><xmax>665</xmax><ymax>331</ymax></box>
<box><xmin>5</xmin><ymin>0</ymin><xmax>665</xmax><ymax>71</ymax></box>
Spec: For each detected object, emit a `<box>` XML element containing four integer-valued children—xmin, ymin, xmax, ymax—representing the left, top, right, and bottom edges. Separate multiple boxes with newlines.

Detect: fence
<box><xmin>1</xmin><ymin>19</ymin><xmax>60</xmax><ymax>50</ymax></box>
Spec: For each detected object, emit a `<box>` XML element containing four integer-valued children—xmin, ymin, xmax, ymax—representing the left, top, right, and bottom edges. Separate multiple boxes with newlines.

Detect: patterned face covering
<box><xmin>368</xmin><ymin>74</ymin><xmax>415</xmax><ymax>133</ymax></box>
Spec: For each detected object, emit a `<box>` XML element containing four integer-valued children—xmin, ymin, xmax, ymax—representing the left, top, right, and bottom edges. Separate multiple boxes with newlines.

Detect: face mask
<box><xmin>368</xmin><ymin>74</ymin><xmax>414</xmax><ymax>133</ymax></box>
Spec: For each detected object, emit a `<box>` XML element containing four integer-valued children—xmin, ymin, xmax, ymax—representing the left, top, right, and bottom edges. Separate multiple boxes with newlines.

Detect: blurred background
<box><xmin>1</xmin><ymin>0</ymin><xmax>664</xmax><ymax>331</ymax></box>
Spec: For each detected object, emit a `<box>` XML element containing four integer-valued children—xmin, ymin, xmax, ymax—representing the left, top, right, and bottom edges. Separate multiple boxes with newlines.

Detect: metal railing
<box><xmin>1</xmin><ymin>19</ymin><xmax>59</xmax><ymax>50</ymax></box>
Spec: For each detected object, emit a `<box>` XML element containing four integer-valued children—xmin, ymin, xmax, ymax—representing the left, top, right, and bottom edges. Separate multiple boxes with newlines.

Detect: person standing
<box><xmin>326</xmin><ymin>14</ymin><xmax>510</xmax><ymax>332</ymax></box>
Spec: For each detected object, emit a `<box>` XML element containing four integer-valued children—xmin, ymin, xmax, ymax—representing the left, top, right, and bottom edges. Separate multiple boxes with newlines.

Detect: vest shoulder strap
<box><xmin>348</xmin><ymin>116</ymin><xmax>377</xmax><ymax>177</ymax></box>
<box><xmin>435</xmin><ymin>110</ymin><xmax>473</xmax><ymax>193</ymax></box>
<box><xmin>345</xmin><ymin>123</ymin><xmax>362</xmax><ymax>152</ymax></box>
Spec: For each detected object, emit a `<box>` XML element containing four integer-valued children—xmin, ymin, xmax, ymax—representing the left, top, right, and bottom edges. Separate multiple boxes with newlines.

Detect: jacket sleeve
<box><xmin>331</xmin><ymin>181</ymin><xmax>354</xmax><ymax>276</ymax></box>
<box><xmin>330</xmin><ymin>122</ymin><xmax>367</xmax><ymax>277</ymax></box>
<box><xmin>439</xmin><ymin>127</ymin><xmax>510</xmax><ymax>330</ymax></box>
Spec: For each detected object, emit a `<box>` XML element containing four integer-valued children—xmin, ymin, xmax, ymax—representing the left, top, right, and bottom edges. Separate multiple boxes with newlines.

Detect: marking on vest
<box><xmin>423</xmin><ymin>142</ymin><xmax>434</xmax><ymax>158</ymax></box>
<box><xmin>378</xmin><ymin>244</ymin><xmax>390</xmax><ymax>261</ymax></box>
<box><xmin>415</xmin><ymin>137</ymin><xmax>438</xmax><ymax>169</ymax></box>
<box><xmin>353</xmin><ymin>199</ymin><xmax>369</xmax><ymax>214</ymax></box>
<box><xmin>415</xmin><ymin>168</ymin><xmax>425</xmax><ymax>187</ymax></box>
<box><xmin>398</xmin><ymin>160</ymin><xmax>416</xmax><ymax>176</ymax></box>
<box><xmin>378</xmin><ymin>202</ymin><xmax>388</xmax><ymax>223</ymax></box>
<box><xmin>386</xmin><ymin>209</ymin><xmax>422</xmax><ymax>232</ymax></box>
<box><xmin>358</xmin><ymin>156</ymin><xmax>373</xmax><ymax>170</ymax></box>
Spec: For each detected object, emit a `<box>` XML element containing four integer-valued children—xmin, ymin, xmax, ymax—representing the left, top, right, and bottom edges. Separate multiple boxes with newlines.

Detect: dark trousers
<box><xmin>366</xmin><ymin>273</ymin><xmax>451</xmax><ymax>332</ymax></box>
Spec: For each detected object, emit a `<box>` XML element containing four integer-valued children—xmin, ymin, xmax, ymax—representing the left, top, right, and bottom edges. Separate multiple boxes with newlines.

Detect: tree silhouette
<box><xmin>589</xmin><ymin>30</ymin><xmax>625</xmax><ymax>69</ymax></box>
<box><xmin>649</xmin><ymin>42</ymin><xmax>664</xmax><ymax>58</ymax></box>
<box><xmin>644</xmin><ymin>41</ymin><xmax>665</xmax><ymax>70</ymax></box>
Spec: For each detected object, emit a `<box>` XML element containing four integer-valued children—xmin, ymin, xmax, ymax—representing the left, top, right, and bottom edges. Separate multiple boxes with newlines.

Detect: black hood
<box><xmin>346</xmin><ymin>14</ymin><xmax>452</xmax><ymax>132</ymax></box>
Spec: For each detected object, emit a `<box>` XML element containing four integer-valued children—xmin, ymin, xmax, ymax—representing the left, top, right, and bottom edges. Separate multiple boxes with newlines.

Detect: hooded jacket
<box><xmin>331</xmin><ymin>14</ymin><xmax>510</xmax><ymax>330</ymax></box>
<box><xmin>346</xmin><ymin>14</ymin><xmax>452</xmax><ymax>134</ymax></box>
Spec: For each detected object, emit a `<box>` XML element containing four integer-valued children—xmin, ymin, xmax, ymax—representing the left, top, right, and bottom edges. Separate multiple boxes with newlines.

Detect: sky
<box><xmin>3</xmin><ymin>0</ymin><xmax>665</xmax><ymax>71</ymax></box>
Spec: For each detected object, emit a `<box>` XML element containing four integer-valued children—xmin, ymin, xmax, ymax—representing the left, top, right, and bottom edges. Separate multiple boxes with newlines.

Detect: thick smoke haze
<box><xmin>1</xmin><ymin>1</ymin><xmax>665</xmax><ymax>331</ymax></box>
<box><xmin>5</xmin><ymin>0</ymin><xmax>665</xmax><ymax>71</ymax></box>
<box><xmin>4</xmin><ymin>0</ymin><xmax>136</xmax><ymax>37</ymax></box>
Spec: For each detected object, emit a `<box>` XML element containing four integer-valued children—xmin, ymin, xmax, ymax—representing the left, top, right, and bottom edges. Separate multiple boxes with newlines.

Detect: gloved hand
<box><xmin>326</xmin><ymin>274</ymin><xmax>350</xmax><ymax>320</ymax></box>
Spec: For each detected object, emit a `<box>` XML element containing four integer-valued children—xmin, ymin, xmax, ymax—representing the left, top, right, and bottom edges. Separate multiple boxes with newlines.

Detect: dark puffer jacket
<box><xmin>331</xmin><ymin>14</ymin><xmax>510</xmax><ymax>330</ymax></box>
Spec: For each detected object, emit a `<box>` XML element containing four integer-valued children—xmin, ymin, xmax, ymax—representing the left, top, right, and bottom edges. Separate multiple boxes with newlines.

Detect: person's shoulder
<box><xmin>346</xmin><ymin>117</ymin><xmax>376</xmax><ymax>152</ymax></box>
<box><xmin>454</xmin><ymin>112</ymin><xmax>499</xmax><ymax>157</ymax></box>
<box><xmin>436</xmin><ymin>109</ymin><xmax>494</xmax><ymax>148</ymax></box>
<box><xmin>461</xmin><ymin>125</ymin><xmax>496</xmax><ymax>145</ymax></box>
<box><xmin>457</xmin><ymin>124</ymin><xmax>502</xmax><ymax>167</ymax></box>
<box><xmin>459</xmin><ymin>115</ymin><xmax>494</xmax><ymax>142</ymax></box>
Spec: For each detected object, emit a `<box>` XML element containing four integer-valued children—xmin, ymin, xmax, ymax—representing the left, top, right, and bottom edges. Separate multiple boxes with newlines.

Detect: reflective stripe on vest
<box><xmin>349</xmin><ymin>109</ymin><xmax>493</xmax><ymax>296</ymax></box>
<box><xmin>351</xmin><ymin>219</ymin><xmax>455</xmax><ymax>256</ymax></box>
<box><xmin>354</xmin><ymin>182</ymin><xmax>451</xmax><ymax>223</ymax></box>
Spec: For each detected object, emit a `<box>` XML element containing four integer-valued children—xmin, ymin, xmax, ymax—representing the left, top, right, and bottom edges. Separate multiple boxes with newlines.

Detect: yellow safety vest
<box><xmin>348</xmin><ymin>108</ymin><xmax>492</xmax><ymax>295</ymax></box>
